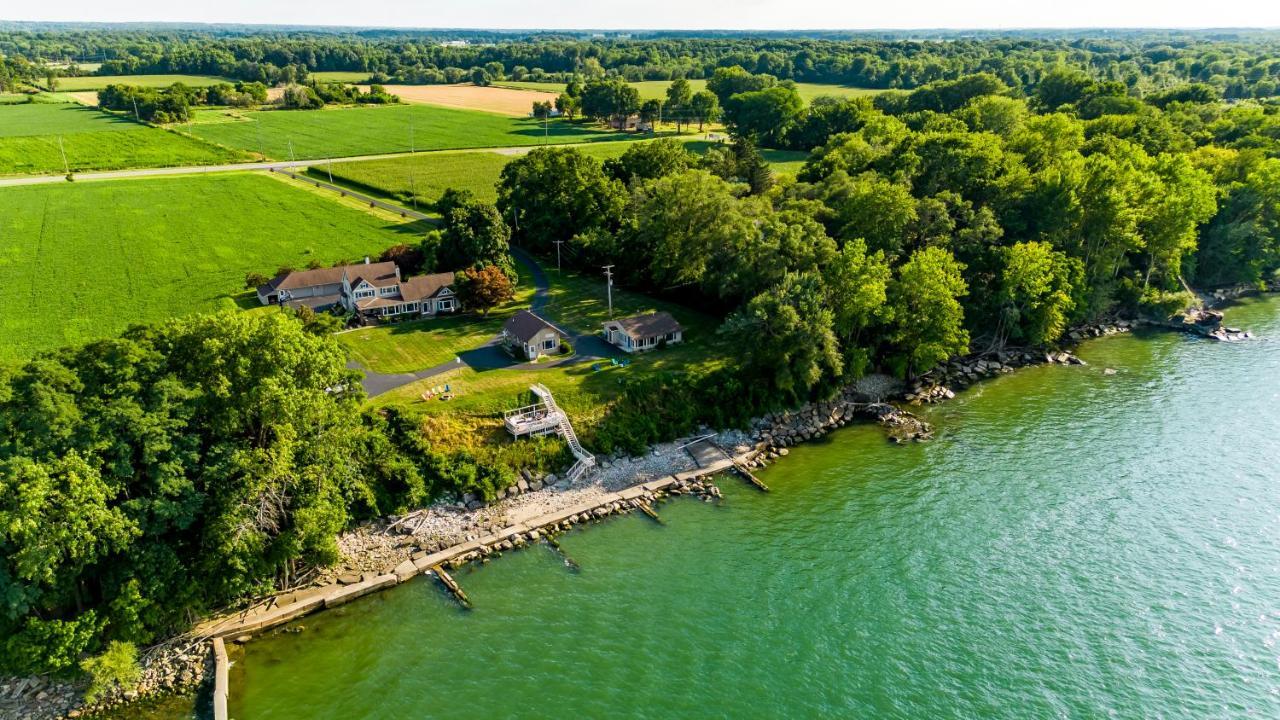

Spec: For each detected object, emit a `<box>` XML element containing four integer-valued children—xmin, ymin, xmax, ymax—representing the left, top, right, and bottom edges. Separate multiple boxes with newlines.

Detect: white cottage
<box><xmin>602</xmin><ymin>312</ymin><xmax>683</xmax><ymax>353</ymax></box>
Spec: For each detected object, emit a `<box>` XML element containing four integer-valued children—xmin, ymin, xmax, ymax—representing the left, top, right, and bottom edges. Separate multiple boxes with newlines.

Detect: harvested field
<box><xmin>67</xmin><ymin>91</ymin><xmax>100</xmax><ymax>106</ymax></box>
<box><xmin>362</xmin><ymin>84</ymin><xmax>560</xmax><ymax>116</ymax></box>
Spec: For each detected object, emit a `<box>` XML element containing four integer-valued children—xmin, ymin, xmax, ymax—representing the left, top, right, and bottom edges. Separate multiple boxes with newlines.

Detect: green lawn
<box><xmin>181</xmin><ymin>104</ymin><xmax>635</xmax><ymax>161</ymax></box>
<box><xmin>339</xmin><ymin>283</ymin><xmax>536</xmax><ymax>373</ymax></box>
<box><xmin>0</xmin><ymin>102</ymin><xmax>248</xmax><ymax>175</ymax></box>
<box><xmin>0</xmin><ymin>173</ymin><xmax>421</xmax><ymax>363</ymax></box>
<box><xmin>497</xmin><ymin>79</ymin><xmax>883</xmax><ymax>102</ymax></box>
<box><xmin>52</xmin><ymin>74</ymin><xmax>235</xmax><ymax>91</ymax></box>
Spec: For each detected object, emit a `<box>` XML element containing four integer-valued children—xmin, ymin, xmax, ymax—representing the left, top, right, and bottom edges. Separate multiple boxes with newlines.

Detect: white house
<box><xmin>602</xmin><ymin>312</ymin><xmax>683</xmax><ymax>353</ymax></box>
<box><xmin>502</xmin><ymin>310</ymin><xmax>568</xmax><ymax>360</ymax></box>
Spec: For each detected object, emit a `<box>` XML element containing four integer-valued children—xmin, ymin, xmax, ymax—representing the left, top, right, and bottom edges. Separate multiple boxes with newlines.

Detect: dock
<box><xmin>636</xmin><ymin>501</ymin><xmax>662</xmax><ymax>522</ymax></box>
<box><xmin>432</xmin><ymin>565</ymin><xmax>472</xmax><ymax>609</ymax></box>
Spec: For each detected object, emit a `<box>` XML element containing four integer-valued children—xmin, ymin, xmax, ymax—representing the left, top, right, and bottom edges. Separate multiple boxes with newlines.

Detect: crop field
<box><xmin>181</xmin><ymin>103</ymin><xmax>631</xmax><ymax>160</ymax></box>
<box><xmin>52</xmin><ymin>74</ymin><xmax>234</xmax><ymax>91</ymax></box>
<box><xmin>497</xmin><ymin>79</ymin><xmax>883</xmax><ymax>102</ymax></box>
<box><xmin>0</xmin><ymin>101</ymin><xmax>248</xmax><ymax>174</ymax></box>
<box><xmin>314</xmin><ymin>140</ymin><xmax>664</xmax><ymax>205</ymax></box>
<box><xmin>0</xmin><ymin>173</ymin><xmax>416</xmax><ymax>362</ymax></box>
<box><xmin>368</xmin><ymin>84</ymin><xmax>561</xmax><ymax>116</ymax></box>
<box><xmin>315</xmin><ymin>137</ymin><xmax>810</xmax><ymax>206</ymax></box>
<box><xmin>310</xmin><ymin>71</ymin><xmax>374</xmax><ymax>83</ymax></box>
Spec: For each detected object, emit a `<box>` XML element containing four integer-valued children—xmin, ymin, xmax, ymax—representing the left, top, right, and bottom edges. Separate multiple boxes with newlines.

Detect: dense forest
<box><xmin>4</xmin><ymin>26</ymin><xmax>1280</xmax><ymax>97</ymax></box>
<box><xmin>4</xmin><ymin>27</ymin><xmax>1280</xmax><ymax>683</ymax></box>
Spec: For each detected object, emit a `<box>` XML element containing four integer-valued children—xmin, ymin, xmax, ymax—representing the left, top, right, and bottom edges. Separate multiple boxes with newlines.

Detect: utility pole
<box><xmin>602</xmin><ymin>265</ymin><xmax>614</xmax><ymax>317</ymax></box>
<box><xmin>408</xmin><ymin>170</ymin><xmax>419</xmax><ymax>211</ymax></box>
<box><xmin>132</xmin><ymin>97</ymin><xmax>140</xmax><ymax>121</ymax></box>
<box><xmin>255</xmin><ymin>119</ymin><xmax>265</xmax><ymax>160</ymax></box>
<box><xmin>287</xmin><ymin>139</ymin><xmax>296</xmax><ymax>162</ymax></box>
<box><xmin>326</xmin><ymin>156</ymin><xmax>334</xmax><ymax>184</ymax></box>
<box><xmin>553</xmin><ymin>240</ymin><xmax>564</xmax><ymax>273</ymax></box>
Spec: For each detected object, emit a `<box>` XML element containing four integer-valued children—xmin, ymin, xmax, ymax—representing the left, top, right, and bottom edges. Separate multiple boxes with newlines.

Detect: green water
<box><xmin>225</xmin><ymin>296</ymin><xmax>1280</xmax><ymax>719</ymax></box>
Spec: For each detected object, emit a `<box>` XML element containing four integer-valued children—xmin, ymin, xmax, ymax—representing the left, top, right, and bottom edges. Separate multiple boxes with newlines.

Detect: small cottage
<box><xmin>502</xmin><ymin>310</ymin><xmax>568</xmax><ymax>360</ymax></box>
<box><xmin>602</xmin><ymin>311</ymin><xmax>683</xmax><ymax>353</ymax></box>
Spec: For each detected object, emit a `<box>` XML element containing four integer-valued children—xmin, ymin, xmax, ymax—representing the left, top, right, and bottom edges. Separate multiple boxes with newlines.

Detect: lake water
<box><xmin>170</xmin><ymin>295</ymin><xmax>1280</xmax><ymax>719</ymax></box>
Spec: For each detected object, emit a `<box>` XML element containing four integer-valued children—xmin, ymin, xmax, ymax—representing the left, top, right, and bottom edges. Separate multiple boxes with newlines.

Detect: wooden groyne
<box><xmin>732</xmin><ymin>462</ymin><xmax>769</xmax><ymax>492</ymax></box>
<box><xmin>211</xmin><ymin>638</ymin><xmax>229</xmax><ymax>720</ymax></box>
<box><xmin>432</xmin><ymin>565</ymin><xmax>472</xmax><ymax>609</ymax></box>
<box><xmin>636</xmin><ymin>501</ymin><xmax>662</xmax><ymax>522</ymax></box>
<box><xmin>195</xmin><ymin>457</ymin><xmax>747</xmax><ymax>642</ymax></box>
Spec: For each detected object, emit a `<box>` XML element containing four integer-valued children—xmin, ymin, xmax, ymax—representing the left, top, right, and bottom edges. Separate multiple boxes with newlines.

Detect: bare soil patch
<box><xmin>363</xmin><ymin>84</ymin><xmax>560</xmax><ymax>116</ymax></box>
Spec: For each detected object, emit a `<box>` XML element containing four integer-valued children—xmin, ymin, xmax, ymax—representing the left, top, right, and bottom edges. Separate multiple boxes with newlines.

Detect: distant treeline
<box><xmin>5</xmin><ymin>29</ymin><xmax>1280</xmax><ymax>98</ymax></box>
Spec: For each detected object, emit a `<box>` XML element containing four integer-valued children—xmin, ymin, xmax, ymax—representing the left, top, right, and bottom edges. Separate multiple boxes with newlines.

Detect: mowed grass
<box><xmin>0</xmin><ymin>173</ymin><xmax>417</xmax><ymax>362</ymax></box>
<box><xmin>52</xmin><ymin>74</ymin><xmax>235</xmax><ymax>91</ymax></box>
<box><xmin>182</xmin><ymin>104</ymin><xmax>633</xmax><ymax>161</ymax></box>
<box><xmin>312</xmin><ymin>136</ymin><xmax>808</xmax><ymax>207</ymax></box>
<box><xmin>339</xmin><ymin>282</ymin><xmax>536</xmax><ymax>373</ymax></box>
<box><xmin>497</xmin><ymin>79</ymin><xmax>883</xmax><ymax>102</ymax></box>
<box><xmin>0</xmin><ymin>102</ymin><xmax>248</xmax><ymax>175</ymax></box>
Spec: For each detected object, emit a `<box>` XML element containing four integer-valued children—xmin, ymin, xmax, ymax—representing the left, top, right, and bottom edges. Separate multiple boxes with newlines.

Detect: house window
<box><xmin>356</xmin><ymin>290</ymin><xmax>374</xmax><ymax>299</ymax></box>
<box><xmin>543</xmin><ymin>338</ymin><xmax>557</xmax><ymax>350</ymax></box>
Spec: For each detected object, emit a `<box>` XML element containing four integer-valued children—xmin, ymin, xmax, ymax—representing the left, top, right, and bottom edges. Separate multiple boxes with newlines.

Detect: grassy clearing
<box><xmin>311</xmin><ymin>136</ymin><xmax>808</xmax><ymax>207</ymax></box>
<box><xmin>0</xmin><ymin>102</ymin><xmax>248</xmax><ymax>175</ymax></box>
<box><xmin>0</xmin><ymin>173</ymin><xmax>420</xmax><ymax>363</ymax></box>
<box><xmin>52</xmin><ymin>74</ymin><xmax>234</xmax><ymax>91</ymax></box>
<box><xmin>496</xmin><ymin>79</ymin><xmax>883</xmax><ymax>102</ymax></box>
<box><xmin>181</xmin><ymin>104</ymin><xmax>635</xmax><ymax>160</ymax></box>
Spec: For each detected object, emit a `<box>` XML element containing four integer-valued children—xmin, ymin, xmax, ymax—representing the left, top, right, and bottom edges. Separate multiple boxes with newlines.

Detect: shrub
<box><xmin>559</xmin><ymin>339</ymin><xmax>574</xmax><ymax>355</ymax></box>
<box><xmin>81</xmin><ymin>641</ymin><xmax>141</xmax><ymax>702</ymax></box>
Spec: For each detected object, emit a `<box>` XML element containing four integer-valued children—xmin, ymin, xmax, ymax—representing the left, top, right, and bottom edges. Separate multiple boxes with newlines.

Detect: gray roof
<box><xmin>399</xmin><ymin>272</ymin><xmax>455</xmax><ymax>302</ymax></box>
<box><xmin>503</xmin><ymin>310</ymin><xmax>565</xmax><ymax>343</ymax></box>
<box><xmin>605</xmin><ymin>311</ymin><xmax>682</xmax><ymax>339</ymax></box>
<box><xmin>259</xmin><ymin>260</ymin><xmax>397</xmax><ymax>296</ymax></box>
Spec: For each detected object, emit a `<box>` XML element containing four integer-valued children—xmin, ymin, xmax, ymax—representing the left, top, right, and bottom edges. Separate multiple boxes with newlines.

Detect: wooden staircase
<box><xmin>530</xmin><ymin>384</ymin><xmax>596</xmax><ymax>483</ymax></box>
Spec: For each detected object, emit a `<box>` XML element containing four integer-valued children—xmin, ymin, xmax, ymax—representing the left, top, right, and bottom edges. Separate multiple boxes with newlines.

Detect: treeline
<box><xmin>97</xmin><ymin>81</ymin><xmax>267</xmax><ymax>121</ymax></box>
<box><xmin>486</xmin><ymin>79</ymin><xmax>1280</xmax><ymax>439</ymax></box>
<box><xmin>7</xmin><ymin>29</ymin><xmax>1280</xmax><ymax>98</ymax></box>
<box><xmin>0</xmin><ymin>312</ymin><xmax>525</xmax><ymax>677</ymax></box>
<box><xmin>96</xmin><ymin>80</ymin><xmax>394</xmax><ymax>121</ymax></box>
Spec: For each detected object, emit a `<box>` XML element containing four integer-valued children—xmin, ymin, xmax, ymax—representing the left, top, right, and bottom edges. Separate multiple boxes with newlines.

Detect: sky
<box><xmin>4</xmin><ymin>0</ymin><xmax>1280</xmax><ymax>30</ymax></box>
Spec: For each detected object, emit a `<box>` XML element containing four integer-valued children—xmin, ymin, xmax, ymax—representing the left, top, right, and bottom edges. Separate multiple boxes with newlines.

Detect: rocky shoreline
<box><xmin>4</xmin><ymin>291</ymin><xmax>1268</xmax><ymax>720</ymax></box>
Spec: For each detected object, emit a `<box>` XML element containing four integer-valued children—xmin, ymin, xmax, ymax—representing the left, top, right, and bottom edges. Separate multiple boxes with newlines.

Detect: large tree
<box><xmin>496</xmin><ymin>147</ymin><xmax>627</xmax><ymax>255</ymax></box>
<box><xmin>886</xmin><ymin>247</ymin><xmax>970</xmax><ymax>376</ymax></box>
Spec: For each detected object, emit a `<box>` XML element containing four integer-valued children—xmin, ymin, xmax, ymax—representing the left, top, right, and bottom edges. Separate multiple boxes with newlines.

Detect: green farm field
<box><xmin>0</xmin><ymin>101</ymin><xmax>247</xmax><ymax>175</ymax></box>
<box><xmin>52</xmin><ymin>74</ymin><xmax>235</xmax><ymax>91</ymax></box>
<box><xmin>309</xmin><ymin>71</ymin><xmax>374</xmax><ymax>83</ymax></box>
<box><xmin>0</xmin><ymin>173</ymin><xmax>418</xmax><ymax>362</ymax></box>
<box><xmin>182</xmin><ymin>104</ymin><xmax>633</xmax><ymax>160</ymax></box>
<box><xmin>312</xmin><ymin>137</ymin><xmax>810</xmax><ymax>206</ymax></box>
<box><xmin>496</xmin><ymin>78</ymin><xmax>883</xmax><ymax>102</ymax></box>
